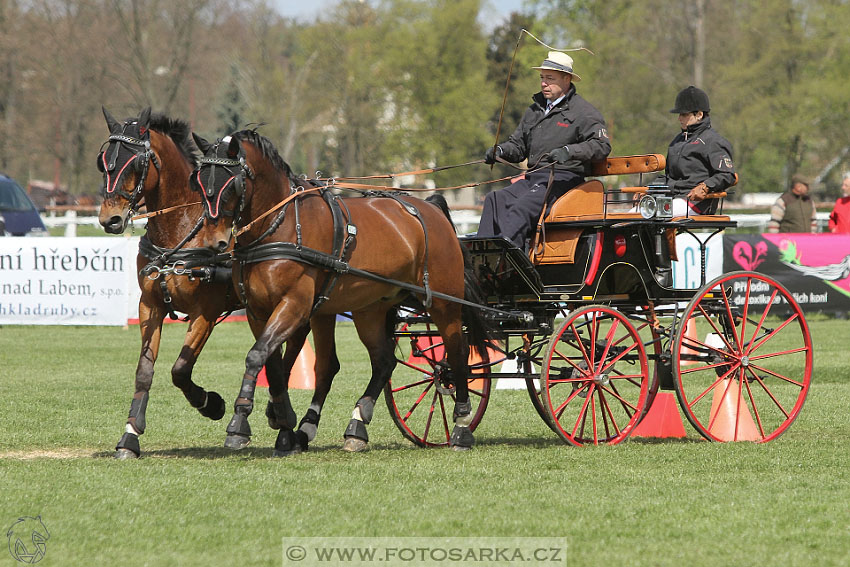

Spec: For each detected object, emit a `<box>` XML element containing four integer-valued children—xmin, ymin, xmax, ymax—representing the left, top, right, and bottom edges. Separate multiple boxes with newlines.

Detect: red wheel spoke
<box><xmin>742</xmin><ymin>372</ymin><xmax>768</xmax><ymax>438</ymax></box>
<box><xmin>696</xmin><ymin>303</ymin><xmax>738</xmax><ymax>353</ymax></box>
<box><xmin>745</xmin><ymin>288</ymin><xmax>780</xmax><ymax>351</ymax></box>
<box><xmin>748</xmin><ymin>362</ymin><xmax>806</xmax><ymax>389</ymax></box>
<box><xmin>391</xmin><ymin>376</ymin><xmax>433</xmax><ymax>393</ymax></box>
<box><xmin>747</xmin><ymin>313</ymin><xmax>801</xmax><ymax>355</ymax></box>
<box><xmin>687</xmin><ymin>363</ymin><xmax>740</xmax><ymax>409</ymax></box>
<box><xmin>421</xmin><ymin>389</ymin><xmax>437</xmax><ymax>441</ymax></box>
<box><xmin>402</xmin><ymin>380</ymin><xmax>435</xmax><ymax>421</ymax></box>
<box><xmin>569</xmin><ymin>322</ymin><xmax>593</xmax><ymax>371</ymax></box>
<box><xmin>551</xmin><ymin>347</ymin><xmax>590</xmax><ymax>375</ymax></box>
<box><xmin>570</xmin><ymin>384</ymin><xmax>596</xmax><ymax>438</ymax></box>
<box><xmin>746</xmin><ymin>367</ymin><xmax>791</xmax><ymax>418</ymax></box>
<box><xmin>596</xmin><ymin>318</ymin><xmax>620</xmax><ymax>372</ymax></box>
<box><xmin>437</xmin><ymin>390</ymin><xmax>450</xmax><ymax>442</ymax></box>
<box><xmin>600</xmin><ymin>383</ymin><xmax>639</xmax><ymax>414</ymax></box>
<box><xmin>598</xmin><ymin>389</ymin><xmax>623</xmax><ymax>439</ymax></box>
<box><xmin>748</xmin><ymin>345</ymin><xmax>810</xmax><ymax>362</ymax></box>
<box><xmin>679</xmin><ymin>359</ymin><xmax>735</xmax><ymax>376</ymax></box>
<box><xmin>597</xmin><ymin>340</ymin><xmax>639</xmax><ymax>375</ymax></box>
<box><xmin>719</xmin><ymin>283</ymin><xmax>742</xmax><ymax>350</ymax></box>
<box><xmin>706</xmin><ymin>377</ymin><xmax>737</xmax><ymax>431</ymax></box>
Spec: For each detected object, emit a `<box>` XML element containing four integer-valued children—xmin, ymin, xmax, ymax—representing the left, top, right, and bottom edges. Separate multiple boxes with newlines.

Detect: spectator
<box><xmin>828</xmin><ymin>172</ymin><xmax>850</xmax><ymax>233</ymax></box>
<box><xmin>477</xmin><ymin>50</ymin><xmax>611</xmax><ymax>251</ymax></box>
<box><xmin>767</xmin><ymin>174</ymin><xmax>817</xmax><ymax>233</ymax></box>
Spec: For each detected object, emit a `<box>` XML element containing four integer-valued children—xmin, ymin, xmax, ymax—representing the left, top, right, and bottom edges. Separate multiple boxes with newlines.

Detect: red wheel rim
<box><xmin>673</xmin><ymin>272</ymin><xmax>813</xmax><ymax>442</ymax></box>
<box><xmin>385</xmin><ymin>322</ymin><xmax>490</xmax><ymax>447</ymax></box>
<box><xmin>541</xmin><ymin>305</ymin><xmax>649</xmax><ymax>446</ymax></box>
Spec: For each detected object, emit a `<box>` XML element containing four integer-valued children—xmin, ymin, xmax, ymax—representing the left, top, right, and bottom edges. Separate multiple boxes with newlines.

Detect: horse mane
<box><xmin>149</xmin><ymin>113</ymin><xmax>200</xmax><ymax>167</ymax></box>
<box><xmin>233</xmin><ymin>130</ymin><xmax>293</xmax><ymax>177</ymax></box>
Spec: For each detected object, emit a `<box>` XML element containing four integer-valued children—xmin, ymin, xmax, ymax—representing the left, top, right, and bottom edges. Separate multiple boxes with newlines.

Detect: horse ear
<box><xmin>102</xmin><ymin>106</ymin><xmax>120</xmax><ymax>132</ymax></box>
<box><xmin>227</xmin><ymin>136</ymin><xmax>241</xmax><ymax>159</ymax></box>
<box><xmin>138</xmin><ymin>107</ymin><xmax>152</xmax><ymax>132</ymax></box>
<box><xmin>192</xmin><ymin>133</ymin><xmax>211</xmax><ymax>154</ymax></box>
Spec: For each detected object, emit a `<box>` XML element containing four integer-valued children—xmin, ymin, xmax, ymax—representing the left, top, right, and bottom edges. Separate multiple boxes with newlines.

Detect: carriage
<box><xmin>384</xmin><ymin>154</ymin><xmax>813</xmax><ymax>447</ymax></box>
<box><xmin>97</xmin><ymin>109</ymin><xmax>812</xmax><ymax>456</ymax></box>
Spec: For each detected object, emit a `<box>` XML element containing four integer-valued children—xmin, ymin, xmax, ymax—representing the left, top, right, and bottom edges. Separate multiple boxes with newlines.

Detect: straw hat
<box><xmin>532</xmin><ymin>51</ymin><xmax>581</xmax><ymax>82</ymax></box>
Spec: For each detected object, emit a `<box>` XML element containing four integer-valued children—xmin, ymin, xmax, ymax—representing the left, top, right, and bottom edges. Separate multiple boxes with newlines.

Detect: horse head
<box><xmin>191</xmin><ymin>133</ymin><xmax>253</xmax><ymax>252</ymax></box>
<box><xmin>97</xmin><ymin>107</ymin><xmax>161</xmax><ymax>233</ymax></box>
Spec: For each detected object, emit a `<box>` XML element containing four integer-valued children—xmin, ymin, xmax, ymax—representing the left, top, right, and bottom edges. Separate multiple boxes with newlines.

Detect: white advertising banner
<box><xmin>0</xmin><ymin>237</ymin><xmax>141</xmax><ymax>325</ymax></box>
<box><xmin>671</xmin><ymin>232</ymin><xmax>724</xmax><ymax>290</ymax></box>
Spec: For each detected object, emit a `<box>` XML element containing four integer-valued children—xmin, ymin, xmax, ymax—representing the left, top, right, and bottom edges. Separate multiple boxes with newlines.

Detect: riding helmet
<box><xmin>670</xmin><ymin>86</ymin><xmax>710</xmax><ymax>113</ymax></box>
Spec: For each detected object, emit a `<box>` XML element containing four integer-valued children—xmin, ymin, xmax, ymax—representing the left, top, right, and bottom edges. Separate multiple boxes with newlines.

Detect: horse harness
<box><xmin>138</xmin><ymin>236</ymin><xmax>235</xmax><ymax>321</ymax></box>
<box><xmin>234</xmin><ymin>187</ymin><xmax>437</xmax><ymax>318</ymax></box>
<box><xmin>97</xmin><ymin>129</ymin><xmax>161</xmax><ymax>213</ymax></box>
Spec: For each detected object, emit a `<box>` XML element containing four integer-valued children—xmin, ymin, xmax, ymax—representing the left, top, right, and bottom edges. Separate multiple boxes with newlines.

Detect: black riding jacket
<box><xmin>664</xmin><ymin>118</ymin><xmax>736</xmax><ymax>196</ymax></box>
<box><xmin>497</xmin><ymin>85</ymin><xmax>611</xmax><ymax>175</ymax></box>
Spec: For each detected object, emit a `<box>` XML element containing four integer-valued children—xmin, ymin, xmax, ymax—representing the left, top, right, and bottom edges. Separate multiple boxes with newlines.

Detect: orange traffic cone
<box><xmin>256</xmin><ymin>342</ymin><xmax>316</xmax><ymax>390</ymax></box>
<box><xmin>467</xmin><ymin>347</ymin><xmax>499</xmax><ymax>390</ymax></box>
<box><xmin>631</xmin><ymin>392</ymin><xmax>687</xmax><ymax>438</ymax></box>
<box><xmin>707</xmin><ymin>378</ymin><xmax>761</xmax><ymax>441</ymax></box>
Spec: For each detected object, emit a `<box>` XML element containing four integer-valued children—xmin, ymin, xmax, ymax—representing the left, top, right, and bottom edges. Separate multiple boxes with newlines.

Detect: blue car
<box><xmin>0</xmin><ymin>174</ymin><xmax>47</xmax><ymax>236</ymax></box>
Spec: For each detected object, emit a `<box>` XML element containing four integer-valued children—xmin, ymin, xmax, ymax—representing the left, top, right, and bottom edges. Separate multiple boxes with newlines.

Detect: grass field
<box><xmin>1</xmin><ymin>318</ymin><xmax>848</xmax><ymax>566</ymax></box>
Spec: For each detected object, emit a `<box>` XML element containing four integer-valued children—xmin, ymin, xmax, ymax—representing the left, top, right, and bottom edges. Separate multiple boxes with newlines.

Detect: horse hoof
<box><xmin>114</xmin><ymin>448</ymin><xmax>139</xmax><ymax>459</ymax></box>
<box><xmin>224</xmin><ymin>434</ymin><xmax>251</xmax><ymax>450</ymax></box>
<box><xmin>342</xmin><ymin>437</ymin><xmax>369</xmax><ymax>453</ymax></box>
<box><xmin>272</xmin><ymin>446</ymin><xmax>303</xmax><ymax>457</ymax></box>
<box><xmin>451</xmin><ymin>444</ymin><xmax>473</xmax><ymax>452</ymax></box>
<box><xmin>200</xmin><ymin>391</ymin><xmax>226</xmax><ymax>421</ymax></box>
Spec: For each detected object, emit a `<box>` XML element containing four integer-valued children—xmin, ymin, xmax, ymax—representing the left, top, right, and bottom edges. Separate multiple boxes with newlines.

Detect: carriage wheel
<box><xmin>672</xmin><ymin>271</ymin><xmax>812</xmax><ymax>442</ymax></box>
<box><xmin>384</xmin><ymin>322</ymin><xmax>491</xmax><ymax>447</ymax></box>
<box><xmin>541</xmin><ymin>305</ymin><xmax>650</xmax><ymax>446</ymax></box>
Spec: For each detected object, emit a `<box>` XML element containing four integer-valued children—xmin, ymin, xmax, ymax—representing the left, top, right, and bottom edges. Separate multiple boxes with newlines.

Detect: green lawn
<box><xmin>1</xmin><ymin>319</ymin><xmax>848</xmax><ymax>566</ymax></box>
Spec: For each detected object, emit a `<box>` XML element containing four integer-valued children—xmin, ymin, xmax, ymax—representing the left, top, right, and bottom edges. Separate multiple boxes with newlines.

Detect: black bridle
<box><xmin>97</xmin><ymin>126</ymin><xmax>160</xmax><ymax>213</ymax></box>
<box><xmin>192</xmin><ymin>138</ymin><xmax>254</xmax><ymax>227</ymax></box>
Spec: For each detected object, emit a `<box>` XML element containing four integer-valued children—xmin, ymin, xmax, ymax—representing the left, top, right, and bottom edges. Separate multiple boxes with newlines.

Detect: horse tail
<box><xmin>425</xmin><ymin>195</ymin><xmax>495</xmax><ymax>361</ymax></box>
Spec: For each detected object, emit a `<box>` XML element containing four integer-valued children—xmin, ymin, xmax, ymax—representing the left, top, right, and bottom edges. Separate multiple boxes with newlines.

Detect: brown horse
<box><xmin>97</xmin><ymin>108</ymin><xmax>294</xmax><ymax>458</ymax></box>
<box><xmin>190</xmin><ymin>131</ymin><xmax>490</xmax><ymax>453</ymax></box>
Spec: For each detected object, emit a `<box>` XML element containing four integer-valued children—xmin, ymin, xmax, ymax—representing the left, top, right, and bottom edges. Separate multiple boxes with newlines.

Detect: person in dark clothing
<box><xmin>768</xmin><ymin>174</ymin><xmax>818</xmax><ymax>233</ymax></box>
<box><xmin>477</xmin><ymin>50</ymin><xmax>611</xmax><ymax>250</ymax></box>
<box><xmin>661</xmin><ymin>86</ymin><xmax>736</xmax><ymax>216</ymax></box>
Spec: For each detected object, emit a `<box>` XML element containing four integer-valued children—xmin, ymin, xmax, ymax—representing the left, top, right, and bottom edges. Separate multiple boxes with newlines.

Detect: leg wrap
<box><xmin>298</xmin><ymin>408</ymin><xmax>321</xmax><ymax>442</ymax></box>
<box><xmin>226</xmin><ymin>409</ymin><xmax>252</xmax><ymax>438</ymax></box>
<box><xmin>265</xmin><ymin>399</ymin><xmax>297</xmax><ymax>430</ymax></box>
<box><xmin>355</xmin><ymin>397</ymin><xmax>375</xmax><ymax>424</ymax></box>
<box><xmin>273</xmin><ymin>429</ymin><xmax>308</xmax><ymax>457</ymax></box>
<box><xmin>127</xmin><ymin>392</ymin><xmax>150</xmax><ymax>434</ymax></box>
<box><xmin>115</xmin><ymin>432</ymin><xmax>141</xmax><ymax>457</ymax></box>
<box><xmin>453</xmin><ymin>400</ymin><xmax>473</xmax><ymax>426</ymax></box>
<box><xmin>238</xmin><ymin>377</ymin><xmax>257</xmax><ymax>402</ymax></box>
<box><xmin>450</xmin><ymin>425</ymin><xmax>475</xmax><ymax>449</ymax></box>
<box><xmin>198</xmin><ymin>391</ymin><xmax>226</xmax><ymax>421</ymax></box>
<box><xmin>344</xmin><ymin>418</ymin><xmax>369</xmax><ymax>442</ymax></box>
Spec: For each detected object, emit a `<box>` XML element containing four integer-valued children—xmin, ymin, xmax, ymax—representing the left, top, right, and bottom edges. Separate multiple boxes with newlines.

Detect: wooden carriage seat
<box><xmin>531</xmin><ymin>155</ymin><xmax>666</xmax><ymax>265</ymax></box>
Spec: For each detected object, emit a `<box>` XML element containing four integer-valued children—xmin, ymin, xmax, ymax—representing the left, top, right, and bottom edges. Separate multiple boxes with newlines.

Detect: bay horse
<box><xmin>96</xmin><ymin>108</ymin><xmax>294</xmax><ymax>458</ymax></box>
<box><xmin>190</xmin><ymin>131</ymin><xmax>490</xmax><ymax>453</ymax></box>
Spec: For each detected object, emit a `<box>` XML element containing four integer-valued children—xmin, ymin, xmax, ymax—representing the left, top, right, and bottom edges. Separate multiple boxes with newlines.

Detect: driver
<box><xmin>477</xmin><ymin>50</ymin><xmax>611</xmax><ymax>250</ymax></box>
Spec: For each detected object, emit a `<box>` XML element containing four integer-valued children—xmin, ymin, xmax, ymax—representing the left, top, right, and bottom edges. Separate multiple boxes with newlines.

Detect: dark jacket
<box><xmin>497</xmin><ymin>85</ymin><xmax>611</xmax><ymax>175</ymax></box>
<box><xmin>664</xmin><ymin>118</ymin><xmax>736</xmax><ymax>196</ymax></box>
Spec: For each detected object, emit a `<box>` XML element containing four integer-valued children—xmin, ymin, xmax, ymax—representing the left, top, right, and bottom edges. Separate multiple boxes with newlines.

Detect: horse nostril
<box><xmin>216</xmin><ymin>240</ymin><xmax>229</xmax><ymax>252</ymax></box>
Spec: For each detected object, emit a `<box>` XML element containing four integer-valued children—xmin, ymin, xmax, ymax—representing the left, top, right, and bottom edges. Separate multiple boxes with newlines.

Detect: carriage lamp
<box><xmin>638</xmin><ymin>194</ymin><xmax>673</xmax><ymax>220</ymax></box>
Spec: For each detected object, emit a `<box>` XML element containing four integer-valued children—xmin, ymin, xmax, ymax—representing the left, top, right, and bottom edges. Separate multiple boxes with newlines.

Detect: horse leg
<box><xmin>342</xmin><ymin>308</ymin><xmax>397</xmax><ymax>453</ymax></box>
<box><xmin>267</xmin><ymin>324</ymin><xmax>311</xmax><ymax>457</ymax></box>
<box><xmin>429</xmin><ymin>300</ymin><xmax>475</xmax><ymax>450</ymax></box>
<box><xmin>115</xmin><ymin>299</ymin><xmax>163</xmax><ymax>459</ymax></box>
<box><xmin>274</xmin><ymin>314</ymin><xmax>340</xmax><ymax>456</ymax></box>
<box><xmin>170</xmin><ymin>314</ymin><xmax>226</xmax><ymax>422</ymax></box>
<box><xmin>225</xmin><ymin>302</ymin><xmax>309</xmax><ymax>450</ymax></box>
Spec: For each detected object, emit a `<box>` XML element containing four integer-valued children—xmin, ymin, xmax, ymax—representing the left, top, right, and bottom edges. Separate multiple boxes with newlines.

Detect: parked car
<box><xmin>0</xmin><ymin>174</ymin><xmax>48</xmax><ymax>236</ymax></box>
